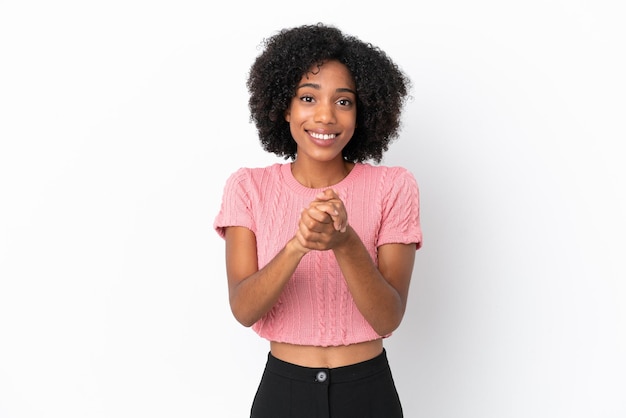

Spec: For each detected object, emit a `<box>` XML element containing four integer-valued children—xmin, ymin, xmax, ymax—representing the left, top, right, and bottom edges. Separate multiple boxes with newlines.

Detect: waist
<box><xmin>264</xmin><ymin>347</ymin><xmax>390</xmax><ymax>383</ymax></box>
<box><xmin>270</xmin><ymin>339</ymin><xmax>383</xmax><ymax>368</ymax></box>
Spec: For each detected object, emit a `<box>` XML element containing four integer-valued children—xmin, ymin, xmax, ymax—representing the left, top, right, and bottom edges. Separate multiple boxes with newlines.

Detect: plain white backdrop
<box><xmin>1</xmin><ymin>1</ymin><xmax>624</xmax><ymax>417</ymax></box>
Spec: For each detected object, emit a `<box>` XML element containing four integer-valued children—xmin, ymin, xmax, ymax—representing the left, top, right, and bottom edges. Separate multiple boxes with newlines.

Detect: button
<box><xmin>316</xmin><ymin>371</ymin><xmax>328</xmax><ymax>382</ymax></box>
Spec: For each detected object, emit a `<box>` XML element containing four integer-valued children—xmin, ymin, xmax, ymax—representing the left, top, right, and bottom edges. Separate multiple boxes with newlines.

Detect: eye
<box><xmin>299</xmin><ymin>95</ymin><xmax>314</xmax><ymax>103</ymax></box>
<box><xmin>337</xmin><ymin>98</ymin><xmax>353</xmax><ymax>107</ymax></box>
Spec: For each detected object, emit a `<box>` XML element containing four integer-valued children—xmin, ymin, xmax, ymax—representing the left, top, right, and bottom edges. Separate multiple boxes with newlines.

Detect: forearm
<box><xmin>229</xmin><ymin>238</ymin><xmax>306</xmax><ymax>327</ymax></box>
<box><xmin>332</xmin><ymin>227</ymin><xmax>405</xmax><ymax>336</ymax></box>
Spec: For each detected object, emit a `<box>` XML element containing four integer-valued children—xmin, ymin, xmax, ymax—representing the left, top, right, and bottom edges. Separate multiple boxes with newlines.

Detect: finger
<box><xmin>315</xmin><ymin>188</ymin><xmax>340</xmax><ymax>201</ymax></box>
<box><xmin>315</xmin><ymin>201</ymin><xmax>348</xmax><ymax>229</ymax></box>
<box><xmin>310</xmin><ymin>204</ymin><xmax>345</xmax><ymax>231</ymax></box>
<box><xmin>297</xmin><ymin>221</ymin><xmax>331</xmax><ymax>250</ymax></box>
<box><xmin>309</xmin><ymin>202</ymin><xmax>339</xmax><ymax>217</ymax></box>
<box><xmin>302</xmin><ymin>206</ymin><xmax>333</xmax><ymax>225</ymax></box>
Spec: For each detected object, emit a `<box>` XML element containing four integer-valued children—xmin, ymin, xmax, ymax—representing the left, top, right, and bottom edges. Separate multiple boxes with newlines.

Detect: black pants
<box><xmin>250</xmin><ymin>349</ymin><xmax>403</xmax><ymax>418</ymax></box>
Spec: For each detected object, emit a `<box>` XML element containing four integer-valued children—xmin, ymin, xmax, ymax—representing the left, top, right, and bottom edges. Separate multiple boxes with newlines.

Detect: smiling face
<box><xmin>285</xmin><ymin>60</ymin><xmax>357</xmax><ymax>165</ymax></box>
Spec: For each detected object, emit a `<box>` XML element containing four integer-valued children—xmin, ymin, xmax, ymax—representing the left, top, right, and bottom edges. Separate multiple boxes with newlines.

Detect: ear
<box><xmin>284</xmin><ymin>108</ymin><xmax>291</xmax><ymax>122</ymax></box>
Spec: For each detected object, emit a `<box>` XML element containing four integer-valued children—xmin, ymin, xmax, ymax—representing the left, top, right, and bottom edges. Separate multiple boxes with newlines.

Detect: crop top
<box><xmin>214</xmin><ymin>162</ymin><xmax>422</xmax><ymax>346</ymax></box>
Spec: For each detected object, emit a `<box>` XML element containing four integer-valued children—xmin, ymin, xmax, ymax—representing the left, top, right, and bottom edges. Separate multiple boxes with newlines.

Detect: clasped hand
<box><xmin>294</xmin><ymin>188</ymin><xmax>348</xmax><ymax>252</ymax></box>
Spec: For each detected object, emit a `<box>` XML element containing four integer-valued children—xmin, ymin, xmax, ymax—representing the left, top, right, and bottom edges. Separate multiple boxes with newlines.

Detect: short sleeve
<box><xmin>213</xmin><ymin>168</ymin><xmax>256</xmax><ymax>239</ymax></box>
<box><xmin>377</xmin><ymin>167</ymin><xmax>422</xmax><ymax>249</ymax></box>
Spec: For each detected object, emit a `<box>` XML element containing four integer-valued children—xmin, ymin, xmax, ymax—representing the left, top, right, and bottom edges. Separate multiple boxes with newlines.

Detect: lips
<box><xmin>307</xmin><ymin>131</ymin><xmax>339</xmax><ymax>147</ymax></box>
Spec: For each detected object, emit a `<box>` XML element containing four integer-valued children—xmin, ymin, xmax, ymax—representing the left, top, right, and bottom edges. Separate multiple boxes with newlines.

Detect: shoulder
<box><xmin>357</xmin><ymin>164</ymin><xmax>419</xmax><ymax>207</ymax></box>
<box><xmin>356</xmin><ymin>163</ymin><xmax>417</xmax><ymax>184</ymax></box>
<box><xmin>225</xmin><ymin>163</ymin><xmax>284</xmax><ymax>185</ymax></box>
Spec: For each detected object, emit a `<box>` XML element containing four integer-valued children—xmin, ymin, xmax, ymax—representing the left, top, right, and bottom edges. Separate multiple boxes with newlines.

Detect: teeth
<box><xmin>310</xmin><ymin>132</ymin><xmax>336</xmax><ymax>140</ymax></box>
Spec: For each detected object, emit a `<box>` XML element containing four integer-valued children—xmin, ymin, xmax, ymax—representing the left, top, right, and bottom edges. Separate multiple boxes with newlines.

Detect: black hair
<box><xmin>246</xmin><ymin>23</ymin><xmax>411</xmax><ymax>163</ymax></box>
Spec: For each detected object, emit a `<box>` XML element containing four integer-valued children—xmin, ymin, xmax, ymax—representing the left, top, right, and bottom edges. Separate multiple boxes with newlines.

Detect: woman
<box><xmin>214</xmin><ymin>23</ymin><xmax>422</xmax><ymax>418</ymax></box>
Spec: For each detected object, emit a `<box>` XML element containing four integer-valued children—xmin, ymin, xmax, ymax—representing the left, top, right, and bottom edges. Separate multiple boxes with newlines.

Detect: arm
<box><xmin>224</xmin><ymin>190</ymin><xmax>357</xmax><ymax>327</ymax></box>
<box><xmin>334</xmin><ymin>232</ymin><xmax>415</xmax><ymax>336</ymax></box>
<box><xmin>301</xmin><ymin>189</ymin><xmax>416</xmax><ymax>336</ymax></box>
<box><xmin>224</xmin><ymin>226</ymin><xmax>307</xmax><ymax>327</ymax></box>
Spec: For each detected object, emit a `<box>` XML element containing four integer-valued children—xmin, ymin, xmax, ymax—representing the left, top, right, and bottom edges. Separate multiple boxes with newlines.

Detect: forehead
<box><xmin>300</xmin><ymin>60</ymin><xmax>356</xmax><ymax>89</ymax></box>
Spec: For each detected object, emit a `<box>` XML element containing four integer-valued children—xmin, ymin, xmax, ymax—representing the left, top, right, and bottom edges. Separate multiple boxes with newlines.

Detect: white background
<box><xmin>1</xmin><ymin>1</ymin><xmax>625</xmax><ymax>417</ymax></box>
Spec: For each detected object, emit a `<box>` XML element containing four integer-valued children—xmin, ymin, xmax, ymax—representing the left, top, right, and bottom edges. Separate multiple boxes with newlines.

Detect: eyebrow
<box><xmin>296</xmin><ymin>83</ymin><xmax>356</xmax><ymax>95</ymax></box>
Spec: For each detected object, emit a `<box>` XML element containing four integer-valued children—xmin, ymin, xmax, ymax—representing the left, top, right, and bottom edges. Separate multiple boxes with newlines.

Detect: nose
<box><xmin>314</xmin><ymin>102</ymin><xmax>336</xmax><ymax>124</ymax></box>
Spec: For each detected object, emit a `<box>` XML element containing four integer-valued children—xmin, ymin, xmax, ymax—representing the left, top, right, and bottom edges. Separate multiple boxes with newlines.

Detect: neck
<box><xmin>291</xmin><ymin>157</ymin><xmax>354</xmax><ymax>189</ymax></box>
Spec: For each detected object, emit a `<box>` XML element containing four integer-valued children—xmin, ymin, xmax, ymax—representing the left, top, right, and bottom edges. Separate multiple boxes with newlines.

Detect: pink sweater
<box><xmin>214</xmin><ymin>162</ymin><xmax>422</xmax><ymax>346</ymax></box>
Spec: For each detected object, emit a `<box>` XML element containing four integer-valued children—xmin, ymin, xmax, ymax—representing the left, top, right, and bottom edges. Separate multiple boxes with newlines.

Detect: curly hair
<box><xmin>246</xmin><ymin>23</ymin><xmax>411</xmax><ymax>163</ymax></box>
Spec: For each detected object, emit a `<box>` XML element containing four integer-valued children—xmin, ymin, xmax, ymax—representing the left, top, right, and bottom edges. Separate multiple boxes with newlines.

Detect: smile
<box><xmin>309</xmin><ymin>132</ymin><xmax>337</xmax><ymax>141</ymax></box>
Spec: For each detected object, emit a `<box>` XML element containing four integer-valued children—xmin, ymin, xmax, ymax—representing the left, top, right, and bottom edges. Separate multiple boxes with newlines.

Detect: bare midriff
<box><xmin>270</xmin><ymin>339</ymin><xmax>383</xmax><ymax>368</ymax></box>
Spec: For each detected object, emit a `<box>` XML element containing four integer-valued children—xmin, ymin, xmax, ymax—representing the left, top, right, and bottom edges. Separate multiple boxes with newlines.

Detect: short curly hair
<box><xmin>246</xmin><ymin>23</ymin><xmax>411</xmax><ymax>163</ymax></box>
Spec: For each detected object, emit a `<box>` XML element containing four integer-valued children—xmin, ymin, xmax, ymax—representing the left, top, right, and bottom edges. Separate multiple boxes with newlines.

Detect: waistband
<box><xmin>264</xmin><ymin>348</ymin><xmax>390</xmax><ymax>384</ymax></box>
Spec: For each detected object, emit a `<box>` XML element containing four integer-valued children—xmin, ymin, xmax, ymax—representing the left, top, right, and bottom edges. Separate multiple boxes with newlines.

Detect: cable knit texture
<box><xmin>214</xmin><ymin>163</ymin><xmax>422</xmax><ymax>347</ymax></box>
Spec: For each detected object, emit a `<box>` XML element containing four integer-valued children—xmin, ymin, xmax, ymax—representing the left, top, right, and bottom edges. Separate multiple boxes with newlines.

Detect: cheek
<box><xmin>288</xmin><ymin>121</ymin><xmax>300</xmax><ymax>142</ymax></box>
<box><xmin>340</xmin><ymin>113</ymin><xmax>357</xmax><ymax>130</ymax></box>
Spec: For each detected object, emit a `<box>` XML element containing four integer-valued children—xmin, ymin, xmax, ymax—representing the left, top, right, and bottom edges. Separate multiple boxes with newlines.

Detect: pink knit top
<box><xmin>214</xmin><ymin>162</ymin><xmax>422</xmax><ymax>347</ymax></box>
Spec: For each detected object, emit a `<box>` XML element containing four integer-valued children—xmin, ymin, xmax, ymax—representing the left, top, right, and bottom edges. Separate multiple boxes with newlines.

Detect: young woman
<box><xmin>214</xmin><ymin>23</ymin><xmax>422</xmax><ymax>418</ymax></box>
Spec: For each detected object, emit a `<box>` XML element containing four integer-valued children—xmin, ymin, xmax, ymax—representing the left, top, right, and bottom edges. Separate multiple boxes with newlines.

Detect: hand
<box><xmin>294</xmin><ymin>189</ymin><xmax>349</xmax><ymax>252</ymax></box>
<box><xmin>313</xmin><ymin>188</ymin><xmax>348</xmax><ymax>232</ymax></box>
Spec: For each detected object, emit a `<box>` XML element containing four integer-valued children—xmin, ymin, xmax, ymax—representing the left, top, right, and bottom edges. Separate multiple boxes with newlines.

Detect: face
<box><xmin>285</xmin><ymin>60</ymin><xmax>357</xmax><ymax>164</ymax></box>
